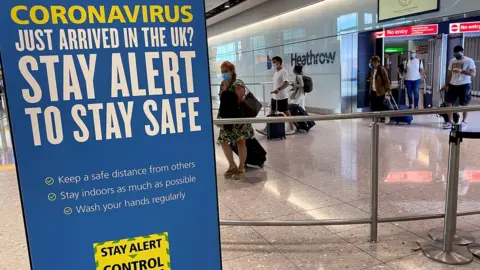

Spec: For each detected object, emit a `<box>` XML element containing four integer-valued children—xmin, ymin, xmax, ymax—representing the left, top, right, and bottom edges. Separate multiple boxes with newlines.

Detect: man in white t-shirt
<box><xmin>271</xmin><ymin>56</ymin><xmax>295</xmax><ymax>133</ymax></box>
<box><xmin>441</xmin><ymin>46</ymin><xmax>477</xmax><ymax>130</ymax></box>
<box><xmin>403</xmin><ymin>51</ymin><xmax>424</xmax><ymax>109</ymax></box>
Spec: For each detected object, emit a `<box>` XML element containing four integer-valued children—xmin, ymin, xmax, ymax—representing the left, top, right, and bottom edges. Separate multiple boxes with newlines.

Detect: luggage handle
<box><xmin>386</xmin><ymin>92</ymin><xmax>400</xmax><ymax>110</ymax></box>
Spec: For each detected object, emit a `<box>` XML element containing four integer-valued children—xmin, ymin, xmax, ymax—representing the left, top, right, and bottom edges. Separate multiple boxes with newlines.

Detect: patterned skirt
<box><xmin>217</xmin><ymin>123</ymin><xmax>255</xmax><ymax>144</ymax></box>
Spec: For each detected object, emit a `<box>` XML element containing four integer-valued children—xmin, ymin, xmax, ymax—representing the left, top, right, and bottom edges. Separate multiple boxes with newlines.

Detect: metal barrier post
<box><xmin>421</xmin><ymin>125</ymin><xmax>473</xmax><ymax>265</ymax></box>
<box><xmin>369</xmin><ymin>117</ymin><xmax>379</xmax><ymax>243</ymax></box>
<box><xmin>262</xmin><ymin>84</ymin><xmax>267</xmax><ymax>116</ymax></box>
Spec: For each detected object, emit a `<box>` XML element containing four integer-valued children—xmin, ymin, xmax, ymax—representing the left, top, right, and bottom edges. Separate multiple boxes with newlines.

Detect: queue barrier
<box><xmin>212</xmin><ymin>106</ymin><xmax>480</xmax><ymax>265</ymax></box>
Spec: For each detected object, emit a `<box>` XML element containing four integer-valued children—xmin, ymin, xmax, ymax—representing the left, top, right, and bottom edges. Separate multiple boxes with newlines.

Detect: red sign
<box><xmin>376</xmin><ymin>24</ymin><xmax>438</xmax><ymax>38</ymax></box>
<box><xmin>450</xmin><ymin>22</ymin><xmax>480</xmax><ymax>34</ymax></box>
<box><xmin>463</xmin><ymin>170</ymin><xmax>480</xmax><ymax>182</ymax></box>
<box><xmin>384</xmin><ymin>171</ymin><xmax>432</xmax><ymax>183</ymax></box>
<box><xmin>416</xmin><ymin>45</ymin><xmax>429</xmax><ymax>52</ymax></box>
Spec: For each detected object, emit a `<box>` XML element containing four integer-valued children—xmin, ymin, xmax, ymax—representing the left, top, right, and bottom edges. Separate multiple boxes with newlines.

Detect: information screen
<box><xmin>378</xmin><ymin>0</ymin><xmax>440</xmax><ymax>22</ymax></box>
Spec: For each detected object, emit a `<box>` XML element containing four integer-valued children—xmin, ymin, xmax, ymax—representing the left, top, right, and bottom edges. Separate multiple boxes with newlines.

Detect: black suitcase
<box><xmin>231</xmin><ymin>138</ymin><xmax>267</xmax><ymax>168</ymax></box>
<box><xmin>288</xmin><ymin>104</ymin><xmax>315</xmax><ymax>132</ymax></box>
<box><xmin>267</xmin><ymin>113</ymin><xmax>286</xmax><ymax>140</ymax></box>
<box><xmin>423</xmin><ymin>83</ymin><xmax>433</xmax><ymax>108</ymax></box>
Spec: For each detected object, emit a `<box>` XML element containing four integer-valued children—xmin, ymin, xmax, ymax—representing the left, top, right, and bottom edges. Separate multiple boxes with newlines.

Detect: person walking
<box><xmin>441</xmin><ymin>45</ymin><xmax>476</xmax><ymax>130</ymax></box>
<box><xmin>403</xmin><ymin>50</ymin><xmax>424</xmax><ymax>109</ymax></box>
<box><xmin>290</xmin><ymin>65</ymin><xmax>306</xmax><ymax>108</ymax></box>
<box><xmin>369</xmin><ymin>56</ymin><xmax>391</xmax><ymax>114</ymax></box>
<box><xmin>217</xmin><ymin>61</ymin><xmax>255</xmax><ymax>180</ymax></box>
<box><xmin>271</xmin><ymin>56</ymin><xmax>296</xmax><ymax>134</ymax></box>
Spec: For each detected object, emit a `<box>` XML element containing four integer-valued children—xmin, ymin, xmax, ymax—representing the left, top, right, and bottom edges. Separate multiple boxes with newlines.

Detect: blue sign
<box><xmin>0</xmin><ymin>1</ymin><xmax>221</xmax><ymax>269</ymax></box>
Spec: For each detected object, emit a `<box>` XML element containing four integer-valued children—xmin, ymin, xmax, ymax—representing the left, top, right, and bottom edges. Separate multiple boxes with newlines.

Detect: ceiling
<box><xmin>205</xmin><ymin>0</ymin><xmax>228</xmax><ymax>11</ymax></box>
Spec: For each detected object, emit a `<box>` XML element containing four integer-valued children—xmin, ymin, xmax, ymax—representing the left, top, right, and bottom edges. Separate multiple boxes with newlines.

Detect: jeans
<box><xmin>405</xmin><ymin>79</ymin><xmax>421</xmax><ymax>108</ymax></box>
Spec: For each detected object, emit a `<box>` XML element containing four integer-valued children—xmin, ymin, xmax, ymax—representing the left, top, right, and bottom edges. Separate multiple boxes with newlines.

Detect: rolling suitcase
<box><xmin>267</xmin><ymin>98</ymin><xmax>286</xmax><ymax>140</ymax></box>
<box><xmin>267</xmin><ymin>113</ymin><xmax>286</xmax><ymax>140</ymax></box>
<box><xmin>386</xmin><ymin>95</ymin><xmax>413</xmax><ymax>125</ymax></box>
<box><xmin>423</xmin><ymin>80</ymin><xmax>433</xmax><ymax>109</ymax></box>
<box><xmin>230</xmin><ymin>138</ymin><xmax>267</xmax><ymax>168</ymax></box>
<box><xmin>288</xmin><ymin>104</ymin><xmax>315</xmax><ymax>132</ymax></box>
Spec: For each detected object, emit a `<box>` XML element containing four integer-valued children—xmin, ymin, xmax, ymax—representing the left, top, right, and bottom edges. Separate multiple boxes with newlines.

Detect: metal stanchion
<box><xmin>421</xmin><ymin>125</ymin><xmax>473</xmax><ymax>265</ymax></box>
<box><xmin>262</xmin><ymin>84</ymin><xmax>267</xmax><ymax>116</ymax></box>
<box><xmin>369</xmin><ymin>117</ymin><xmax>379</xmax><ymax>243</ymax></box>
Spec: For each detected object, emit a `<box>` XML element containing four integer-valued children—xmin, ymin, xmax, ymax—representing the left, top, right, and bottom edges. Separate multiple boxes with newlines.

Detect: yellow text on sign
<box><xmin>94</xmin><ymin>233</ymin><xmax>171</xmax><ymax>270</ymax></box>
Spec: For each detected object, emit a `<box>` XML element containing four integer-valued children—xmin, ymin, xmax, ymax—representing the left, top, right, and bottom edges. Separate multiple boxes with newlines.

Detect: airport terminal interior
<box><xmin>4</xmin><ymin>0</ymin><xmax>480</xmax><ymax>269</ymax></box>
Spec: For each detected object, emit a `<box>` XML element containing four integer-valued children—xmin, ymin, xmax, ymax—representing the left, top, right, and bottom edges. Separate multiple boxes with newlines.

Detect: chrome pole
<box><xmin>262</xmin><ymin>84</ymin><xmax>267</xmax><ymax>116</ymax></box>
<box><xmin>422</xmin><ymin>125</ymin><xmax>473</xmax><ymax>265</ymax></box>
<box><xmin>369</xmin><ymin>117</ymin><xmax>379</xmax><ymax>243</ymax></box>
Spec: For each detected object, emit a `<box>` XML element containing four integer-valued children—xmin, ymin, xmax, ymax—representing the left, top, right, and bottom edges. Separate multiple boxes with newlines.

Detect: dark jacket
<box><xmin>219</xmin><ymin>90</ymin><xmax>241</xmax><ymax>130</ymax></box>
<box><xmin>369</xmin><ymin>66</ymin><xmax>391</xmax><ymax>96</ymax></box>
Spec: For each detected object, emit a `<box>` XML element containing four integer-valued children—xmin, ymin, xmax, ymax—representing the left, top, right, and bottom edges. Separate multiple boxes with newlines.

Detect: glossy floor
<box><xmin>2</xmin><ymin>112</ymin><xmax>480</xmax><ymax>269</ymax></box>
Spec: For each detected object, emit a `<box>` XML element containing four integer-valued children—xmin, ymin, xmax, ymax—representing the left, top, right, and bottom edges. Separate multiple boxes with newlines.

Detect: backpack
<box><xmin>302</xmin><ymin>76</ymin><xmax>313</xmax><ymax>93</ymax></box>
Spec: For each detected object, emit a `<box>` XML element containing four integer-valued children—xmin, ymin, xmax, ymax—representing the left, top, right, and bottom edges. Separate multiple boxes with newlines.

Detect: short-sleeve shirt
<box><xmin>448</xmin><ymin>56</ymin><xmax>476</xmax><ymax>86</ymax></box>
<box><xmin>405</xmin><ymin>59</ymin><xmax>424</xmax><ymax>81</ymax></box>
<box><xmin>273</xmin><ymin>68</ymin><xmax>289</xmax><ymax>100</ymax></box>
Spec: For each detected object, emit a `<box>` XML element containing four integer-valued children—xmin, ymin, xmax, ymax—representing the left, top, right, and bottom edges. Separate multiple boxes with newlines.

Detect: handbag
<box><xmin>239</xmin><ymin>86</ymin><xmax>263</xmax><ymax>118</ymax></box>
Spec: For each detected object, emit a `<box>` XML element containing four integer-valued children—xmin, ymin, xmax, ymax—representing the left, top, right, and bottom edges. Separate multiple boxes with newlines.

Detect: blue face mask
<box><xmin>222</xmin><ymin>73</ymin><xmax>231</xmax><ymax>81</ymax></box>
<box><xmin>369</xmin><ymin>63</ymin><xmax>373</xmax><ymax>69</ymax></box>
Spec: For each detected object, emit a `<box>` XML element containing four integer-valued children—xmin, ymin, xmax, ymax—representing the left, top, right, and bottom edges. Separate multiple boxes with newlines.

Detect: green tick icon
<box><xmin>45</xmin><ymin>177</ymin><xmax>55</xmax><ymax>186</ymax></box>
<box><xmin>48</xmin><ymin>193</ymin><xmax>56</xmax><ymax>201</ymax></box>
<box><xmin>64</xmin><ymin>207</ymin><xmax>73</xmax><ymax>215</ymax></box>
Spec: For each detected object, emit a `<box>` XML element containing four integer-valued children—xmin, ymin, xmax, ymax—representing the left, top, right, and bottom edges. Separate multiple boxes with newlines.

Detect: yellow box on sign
<box><xmin>93</xmin><ymin>233</ymin><xmax>171</xmax><ymax>270</ymax></box>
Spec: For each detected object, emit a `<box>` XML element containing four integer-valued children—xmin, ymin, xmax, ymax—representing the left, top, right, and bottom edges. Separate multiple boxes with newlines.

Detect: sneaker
<box><xmin>443</xmin><ymin>122</ymin><xmax>453</xmax><ymax>129</ymax></box>
<box><xmin>286</xmin><ymin>128</ymin><xmax>296</xmax><ymax>135</ymax></box>
<box><xmin>461</xmin><ymin>121</ymin><xmax>468</xmax><ymax>130</ymax></box>
<box><xmin>385</xmin><ymin>117</ymin><xmax>391</xmax><ymax>124</ymax></box>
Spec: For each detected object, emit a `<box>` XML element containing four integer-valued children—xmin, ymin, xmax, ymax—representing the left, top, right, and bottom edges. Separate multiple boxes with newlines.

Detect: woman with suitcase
<box><xmin>217</xmin><ymin>61</ymin><xmax>255</xmax><ymax>180</ymax></box>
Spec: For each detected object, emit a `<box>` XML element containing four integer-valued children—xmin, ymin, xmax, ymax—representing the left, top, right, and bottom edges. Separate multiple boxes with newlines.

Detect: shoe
<box><xmin>224</xmin><ymin>166</ymin><xmax>237</xmax><ymax>178</ymax></box>
<box><xmin>414</xmin><ymin>107</ymin><xmax>419</xmax><ymax>109</ymax></box>
<box><xmin>443</xmin><ymin>122</ymin><xmax>453</xmax><ymax>129</ymax></box>
<box><xmin>385</xmin><ymin>117</ymin><xmax>391</xmax><ymax>124</ymax></box>
<box><xmin>461</xmin><ymin>121</ymin><xmax>468</xmax><ymax>130</ymax></box>
<box><xmin>286</xmin><ymin>128</ymin><xmax>296</xmax><ymax>135</ymax></box>
<box><xmin>408</xmin><ymin>106</ymin><xmax>412</xmax><ymax>109</ymax></box>
<box><xmin>233</xmin><ymin>169</ymin><xmax>245</xmax><ymax>180</ymax></box>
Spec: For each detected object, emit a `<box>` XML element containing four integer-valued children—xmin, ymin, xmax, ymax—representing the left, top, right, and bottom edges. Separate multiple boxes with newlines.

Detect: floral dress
<box><xmin>217</xmin><ymin>80</ymin><xmax>255</xmax><ymax>144</ymax></box>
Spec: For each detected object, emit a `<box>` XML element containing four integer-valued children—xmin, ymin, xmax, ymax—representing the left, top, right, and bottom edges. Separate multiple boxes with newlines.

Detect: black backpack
<box><xmin>303</xmin><ymin>76</ymin><xmax>313</xmax><ymax>93</ymax></box>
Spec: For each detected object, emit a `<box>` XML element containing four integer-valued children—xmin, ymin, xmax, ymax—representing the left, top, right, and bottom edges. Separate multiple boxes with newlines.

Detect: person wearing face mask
<box><xmin>369</xmin><ymin>56</ymin><xmax>391</xmax><ymax>116</ymax></box>
<box><xmin>217</xmin><ymin>61</ymin><xmax>254</xmax><ymax>180</ymax></box>
<box><xmin>403</xmin><ymin>50</ymin><xmax>424</xmax><ymax>109</ymax></box>
<box><xmin>441</xmin><ymin>46</ymin><xmax>477</xmax><ymax>130</ymax></box>
<box><xmin>270</xmin><ymin>56</ymin><xmax>296</xmax><ymax>134</ymax></box>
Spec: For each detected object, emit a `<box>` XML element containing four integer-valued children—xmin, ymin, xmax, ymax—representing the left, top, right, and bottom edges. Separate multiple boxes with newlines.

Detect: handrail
<box><xmin>213</xmin><ymin>106</ymin><xmax>480</xmax><ymax>125</ymax></box>
<box><xmin>219</xmin><ymin>209</ymin><xmax>480</xmax><ymax>226</ymax></box>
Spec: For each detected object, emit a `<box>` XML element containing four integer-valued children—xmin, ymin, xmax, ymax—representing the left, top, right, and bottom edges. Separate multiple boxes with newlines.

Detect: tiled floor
<box><xmin>2</xmin><ymin>111</ymin><xmax>480</xmax><ymax>269</ymax></box>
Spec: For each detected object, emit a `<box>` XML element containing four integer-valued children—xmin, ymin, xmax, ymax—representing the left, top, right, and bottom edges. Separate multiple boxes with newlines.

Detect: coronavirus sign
<box><xmin>0</xmin><ymin>1</ymin><xmax>221</xmax><ymax>270</ymax></box>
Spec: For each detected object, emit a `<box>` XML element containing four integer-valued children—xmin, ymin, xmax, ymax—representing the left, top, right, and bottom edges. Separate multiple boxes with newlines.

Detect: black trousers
<box><xmin>370</xmin><ymin>93</ymin><xmax>386</xmax><ymax>112</ymax></box>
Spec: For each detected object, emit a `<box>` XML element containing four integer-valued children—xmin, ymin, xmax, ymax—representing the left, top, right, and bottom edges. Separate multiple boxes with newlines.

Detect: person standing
<box><xmin>369</xmin><ymin>56</ymin><xmax>391</xmax><ymax>113</ymax></box>
<box><xmin>404</xmin><ymin>50</ymin><xmax>424</xmax><ymax>109</ymax></box>
<box><xmin>441</xmin><ymin>45</ymin><xmax>476</xmax><ymax>130</ymax></box>
<box><xmin>290</xmin><ymin>65</ymin><xmax>305</xmax><ymax>109</ymax></box>
<box><xmin>271</xmin><ymin>56</ymin><xmax>296</xmax><ymax>134</ymax></box>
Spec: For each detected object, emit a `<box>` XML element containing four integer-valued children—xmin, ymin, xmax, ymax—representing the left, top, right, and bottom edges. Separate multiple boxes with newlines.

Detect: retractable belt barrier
<box><xmin>214</xmin><ymin>106</ymin><xmax>480</xmax><ymax>264</ymax></box>
<box><xmin>421</xmin><ymin>126</ymin><xmax>480</xmax><ymax>265</ymax></box>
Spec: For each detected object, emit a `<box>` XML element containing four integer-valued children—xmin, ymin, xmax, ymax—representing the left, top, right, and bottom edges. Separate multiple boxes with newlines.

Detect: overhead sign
<box><xmin>450</xmin><ymin>22</ymin><xmax>480</xmax><ymax>34</ymax></box>
<box><xmin>385</xmin><ymin>47</ymin><xmax>404</xmax><ymax>53</ymax></box>
<box><xmin>376</xmin><ymin>24</ymin><xmax>438</xmax><ymax>38</ymax></box>
<box><xmin>379</xmin><ymin>0</ymin><xmax>440</xmax><ymax>22</ymax></box>
<box><xmin>0</xmin><ymin>2</ymin><xmax>221</xmax><ymax>270</ymax></box>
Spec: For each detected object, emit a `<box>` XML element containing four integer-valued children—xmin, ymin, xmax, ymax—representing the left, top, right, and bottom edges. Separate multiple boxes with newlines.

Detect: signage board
<box><xmin>0</xmin><ymin>1</ymin><xmax>221</xmax><ymax>270</ymax></box>
<box><xmin>385</xmin><ymin>47</ymin><xmax>404</xmax><ymax>53</ymax></box>
<box><xmin>450</xmin><ymin>22</ymin><xmax>480</xmax><ymax>34</ymax></box>
<box><xmin>376</xmin><ymin>24</ymin><xmax>438</xmax><ymax>38</ymax></box>
<box><xmin>379</xmin><ymin>0</ymin><xmax>440</xmax><ymax>22</ymax></box>
<box><xmin>385</xmin><ymin>171</ymin><xmax>432</xmax><ymax>183</ymax></box>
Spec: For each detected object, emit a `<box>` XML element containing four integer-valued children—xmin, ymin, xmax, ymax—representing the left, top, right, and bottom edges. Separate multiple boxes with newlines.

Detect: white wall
<box><xmin>207</xmin><ymin>0</ymin><xmax>480</xmax><ymax>113</ymax></box>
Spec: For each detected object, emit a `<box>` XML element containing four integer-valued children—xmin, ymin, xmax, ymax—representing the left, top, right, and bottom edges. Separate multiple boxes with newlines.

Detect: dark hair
<box><xmin>293</xmin><ymin>65</ymin><xmax>303</xmax><ymax>74</ymax></box>
<box><xmin>454</xmin><ymin>45</ymin><xmax>464</xmax><ymax>53</ymax></box>
<box><xmin>370</xmin><ymin>55</ymin><xmax>381</xmax><ymax>63</ymax></box>
<box><xmin>272</xmin><ymin>56</ymin><xmax>283</xmax><ymax>64</ymax></box>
